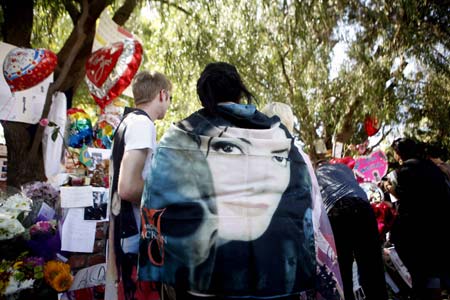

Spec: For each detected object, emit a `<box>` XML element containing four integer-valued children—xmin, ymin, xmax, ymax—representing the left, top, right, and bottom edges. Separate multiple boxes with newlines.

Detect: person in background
<box><xmin>385</xmin><ymin>138</ymin><xmax>450</xmax><ymax>300</ymax></box>
<box><xmin>316</xmin><ymin>160</ymin><xmax>388</xmax><ymax>300</ymax></box>
<box><xmin>425</xmin><ymin>143</ymin><xmax>450</xmax><ymax>181</ymax></box>
<box><xmin>106</xmin><ymin>71</ymin><xmax>172</xmax><ymax>300</ymax></box>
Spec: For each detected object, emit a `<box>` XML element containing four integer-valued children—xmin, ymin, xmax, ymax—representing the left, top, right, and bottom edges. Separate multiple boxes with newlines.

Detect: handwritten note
<box><xmin>93</xmin><ymin>10</ymin><xmax>140</xmax><ymax>51</ymax></box>
<box><xmin>92</xmin><ymin>11</ymin><xmax>141</xmax><ymax>98</ymax></box>
<box><xmin>69</xmin><ymin>263</ymin><xmax>106</xmax><ymax>291</ymax></box>
<box><xmin>60</xmin><ymin>186</ymin><xmax>93</xmax><ymax>208</ymax></box>
<box><xmin>61</xmin><ymin>208</ymin><xmax>96</xmax><ymax>253</ymax></box>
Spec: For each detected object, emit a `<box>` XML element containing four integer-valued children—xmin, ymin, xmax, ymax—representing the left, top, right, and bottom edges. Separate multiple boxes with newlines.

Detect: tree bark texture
<box><xmin>1</xmin><ymin>0</ymin><xmax>139</xmax><ymax>187</ymax></box>
<box><xmin>1</xmin><ymin>0</ymin><xmax>41</xmax><ymax>187</ymax></box>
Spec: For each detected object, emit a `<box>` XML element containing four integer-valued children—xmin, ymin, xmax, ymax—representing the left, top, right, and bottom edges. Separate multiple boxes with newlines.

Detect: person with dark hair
<box><xmin>391</xmin><ymin>137</ymin><xmax>424</xmax><ymax>162</ymax></box>
<box><xmin>385</xmin><ymin>138</ymin><xmax>450</xmax><ymax>300</ymax></box>
<box><xmin>315</xmin><ymin>161</ymin><xmax>388</xmax><ymax>300</ymax></box>
<box><xmin>138</xmin><ymin>62</ymin><xmax>344</xmax><ymax>299</ymax></box>
<box><xmin>425</xmin><ymin>143</ymin><xmax>450</xmax><ymax>181</ymax></box>
<box><xmin>196</xmin><ymin>62</ymin><xmax>254</xmax><ymax>114</ymax></box>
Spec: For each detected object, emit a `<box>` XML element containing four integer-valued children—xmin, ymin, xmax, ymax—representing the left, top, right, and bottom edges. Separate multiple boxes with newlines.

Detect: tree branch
<box><xmin>63</xmin><ymin>0</ymin><xmax>81</xmax><ymax>25</ymax></box>
<box><xmin>113</xmin><ymin>0</ymin><xmax>138</xmax><ymax>26</ymax></box>
<box><xmin>266</xmin><ymin>27</ymin><xmax>294</xmax><ymax>100</ymax></box>
<box><xmin>335</xmin><ymin>96</ymin><xmax>364</xmax><ymax>143</ymax></box>
<box><xmin>367</xmin><ymin>126</ymin><xmax>392</xmax><ymax>153</ymax></box>
<box><xmin>277</xmin><ymin>48</ymin><xmax>294</xmax><ymax>100</ymax></box>
<box><xmin>152</xmin><ymin>0</ymin><xmax>192</xmax><ymax>16</ymax></box>
<box><xmin>30</xmin><ymin>0</ymin><xmax>89</xmax><ymax>155</ymax></box>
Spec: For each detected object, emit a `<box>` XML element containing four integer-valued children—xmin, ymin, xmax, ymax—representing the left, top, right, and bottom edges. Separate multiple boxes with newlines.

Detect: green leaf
<box><xmin>48</xmin><ymin>121</ymin><xmax>58</xmax><ymax>127</ymax></box>
<box><xmin>51</xmin><ymin>128</ymin><xmax>59</xmax><ymax>142</ymax></box>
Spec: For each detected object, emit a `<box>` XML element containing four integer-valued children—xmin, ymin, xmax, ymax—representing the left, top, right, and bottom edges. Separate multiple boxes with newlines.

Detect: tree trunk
<box><xmin>335</xmin><ymin>97</ymin><xmax>363</xmax><ymax>144</ymax></box>
<box><xmin>1</xmin><ymin>0</ymin><xmax>33</xmax><ymax>47</ymax></box>
<box><xmin>56</xmin><ymin>0</ymin><xmax>109</xmax><ymax>101</ymax></box>
<box><xmin>3</xmin><ymin>123</ymin><xmax>46</xmax><ymax>187</ymax></box>
<box><xmin>1</xmin><ymin>0</ymin><xmax>39</xmax><ymax>188</ymax></box>
<box><xmin>1</xmin><ymin>0</ymin><xmax>139</xmax><ymax>187</ymax></box>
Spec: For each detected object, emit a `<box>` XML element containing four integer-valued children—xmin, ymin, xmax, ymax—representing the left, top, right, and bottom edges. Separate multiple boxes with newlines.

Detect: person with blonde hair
<box><xmin>261</xmin><ymin>102</ymin><xmax>295</xmax><ymax>133</ymax></box>
<box><xmin>106</xmin><ymin>70</ymin><xmax>172</xmax><ymax>300</ymax></box>
<box><xmin>263</xmin><ymin>102</ymin><xmax>387</xmax><ymax>300</ymax></box>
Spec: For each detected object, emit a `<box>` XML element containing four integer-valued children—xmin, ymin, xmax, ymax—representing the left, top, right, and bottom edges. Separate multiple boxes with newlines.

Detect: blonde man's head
<box><xmin>261</xmin><ymin>102</ymin><xmax>294</xmax><ymax>133</ymax></box>
<box><xmin>132</xmin><ymin>71</ymin><xmax>172</xmax><ymax>105</ymax></box>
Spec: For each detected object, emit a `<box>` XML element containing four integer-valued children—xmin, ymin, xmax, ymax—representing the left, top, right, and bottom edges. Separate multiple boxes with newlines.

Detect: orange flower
<box><xmin>44</xmin><ymin>261</ymin><xmax>71</xmax><ymax>283</ymax></box>
<box><xmin>51</xmin><ymin>272</ymin><xmax>74</xmax><ymax>292</ymax></box>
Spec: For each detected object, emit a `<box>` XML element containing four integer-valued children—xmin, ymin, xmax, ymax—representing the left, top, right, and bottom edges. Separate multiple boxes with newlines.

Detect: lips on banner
<box><xmin>353</xmin><ymin>150</ymin><xmax>388</xmax><ymax>183</ymax></box>
<box><xmin>3</xmin><ymin>48</ymin><xmax>57</xmax><ymax>92</ymax></box>
<box><xmin>85</xmin><ymin>39</ymin><xmax>142</xmax><ymax>110</ymax></box>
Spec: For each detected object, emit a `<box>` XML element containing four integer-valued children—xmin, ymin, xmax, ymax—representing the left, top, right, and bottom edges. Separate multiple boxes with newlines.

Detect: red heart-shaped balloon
<box><xmin>85</xmin><ymin>39</ymin><xmax>142</xmax><ymax>109</ymax></box>
<box><xmin>329</xmin><ymin>156</ymin><xmax>356</xmax><ymax>169</ymax></box>
<box><xmin>364</xmin><ymin>115</ymin><xmax>380</xmax><ymax>136</ymax></box>
<box><xmin>3</xmin><ymin>48</ymin><xmax>57</xmax><ymax>92</ymax></box>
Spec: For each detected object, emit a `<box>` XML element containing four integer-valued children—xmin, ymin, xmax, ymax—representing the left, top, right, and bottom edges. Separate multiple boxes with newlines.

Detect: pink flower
<box><xmin>39</xmin><ymin>118</ymin><xmax>49</xmax><ymax>127</ymax></box>
<box><xmin>29</xmin><ymin>220</ymin><xmax>56</xmax><ymax>236</ymax></box>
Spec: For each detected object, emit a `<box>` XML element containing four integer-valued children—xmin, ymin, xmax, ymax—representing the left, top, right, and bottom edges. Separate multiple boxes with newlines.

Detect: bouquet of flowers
<box><xmin>0</xmin><ymin>255</ymin><xmax>44</xmax><ymax>296</ymax></box>
<box><xmin>26</xmin><ymin>220</ymin><xmax>61</xmax><ymax>261</ymax></box>
<box><xmin>22</xmin><ymin>182</ymin><xmax>59</xmax><ymax>207</ymax></box>
<box><xmin>0</xmin><ymin>190</ymin><xmax>32</xmax><ymax>241</ymax></box>
<box><xmin>22</xmin><ymin>182</ymin><xmax>60</xmax><ymax>226</ymax></box>
<box><xmin>0</xmin><ymin>256</ymin><xmax>73</xmax><ymax>298</ymax></box>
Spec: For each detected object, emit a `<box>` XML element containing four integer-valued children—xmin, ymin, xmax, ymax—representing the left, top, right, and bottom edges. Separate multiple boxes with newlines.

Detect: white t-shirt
<box><xmin>124</xmin><ymin>113</ymin><xmax>157</xmax><ymax>179</ymax></box>
<box><xmin>121</xmin><ymin>113</ymin><xmax>156</xmax><ymax>254</ymax></box>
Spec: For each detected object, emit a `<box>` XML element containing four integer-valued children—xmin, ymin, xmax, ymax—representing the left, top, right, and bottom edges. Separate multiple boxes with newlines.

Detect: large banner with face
<box><xmin>138</xmin><ymin>110</ymin><xmax>342</xmax><ymax>299</ymax></box>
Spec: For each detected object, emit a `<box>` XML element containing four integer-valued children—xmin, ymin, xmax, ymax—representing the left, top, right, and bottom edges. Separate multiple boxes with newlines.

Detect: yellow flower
<box><xmin>0</xmin><ymin>280</ymin><xmax>7</xmax><ymax>294</ymax></box>
<box><xmin>51</xmin><ymin>272</ymin><xmax>73</xmax><ymax>292</ymax></box>
<box><xmin>13</xmin><ymin>261</ymin><xmax>23</xmax><ymax>269</ymax></box>
<box><xmin>44</xmin><ymin>261</ymin><xmax>70</xmax><ymax>282</ymax></box>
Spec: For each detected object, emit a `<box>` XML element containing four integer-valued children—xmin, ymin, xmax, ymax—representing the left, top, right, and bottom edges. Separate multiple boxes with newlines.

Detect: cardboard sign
<box><xmin>353</xmin><ymin>150</ymin><xmax>388</xmax><ymax>183</ymax></box>
<box><xmin>69</xmin><ymin>263</ymin><xmax>106</xmax><ymax>291</ymax></box>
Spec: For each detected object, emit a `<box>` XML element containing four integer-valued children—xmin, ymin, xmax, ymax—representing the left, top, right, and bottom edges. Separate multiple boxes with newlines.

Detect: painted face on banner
<box><xmin>204</xmin><ymin>127</ymin><xmax>291</xmax><ymax>241</ymax></box>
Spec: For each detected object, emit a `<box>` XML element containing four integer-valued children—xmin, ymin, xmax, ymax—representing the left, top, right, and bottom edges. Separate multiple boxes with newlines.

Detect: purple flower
<box><xmin>23</xmin><ymin>256</ymin><xmax>45</xmax><ymax>268</ymax></box>
<box><xmin>22</xmin><ymin>181</ymin><xmax>59</xmax><ymax>206</ymax></box>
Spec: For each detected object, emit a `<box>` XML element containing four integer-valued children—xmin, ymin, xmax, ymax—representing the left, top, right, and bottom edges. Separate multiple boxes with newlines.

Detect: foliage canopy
<box><xmin>0</xmin><ymin>0</ymin><xmax>449</xmax><ymax>186</ymax></box>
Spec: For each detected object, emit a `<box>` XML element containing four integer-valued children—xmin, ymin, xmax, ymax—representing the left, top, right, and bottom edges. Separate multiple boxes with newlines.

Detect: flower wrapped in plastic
<box><xmin>0</xmin><ymin>189</ymin><xmax>32</xmax><ymax>241</ymax></box>
<box><xmin>22</xmin><ymin>181</ymin><xmax>59</xmax><ymax>208</ymax></box>
<box><xmin>26</xmin><ymin>220</ymin><xmax>61</xmax><ymax>261</ymax></box>
<box><xmin>21</xmin><ymin>181</ymin><xmax>60</xmax><ymax>226</ymax></box>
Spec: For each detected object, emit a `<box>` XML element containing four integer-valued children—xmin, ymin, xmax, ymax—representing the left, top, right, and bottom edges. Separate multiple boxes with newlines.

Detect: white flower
<box><xmin>4</xmin><ymin>277</ymin><xmax>35</xmax><ymax>295</ymax></box>
<box><xmin>0</xmin><ymin>193</ymin><xmax>32</xmax><ymax>219</ymax></box>
<box><xmin>0</xmin><ymin>213</ymin><xmax>25</xmax><ymax>240</ymax></box>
